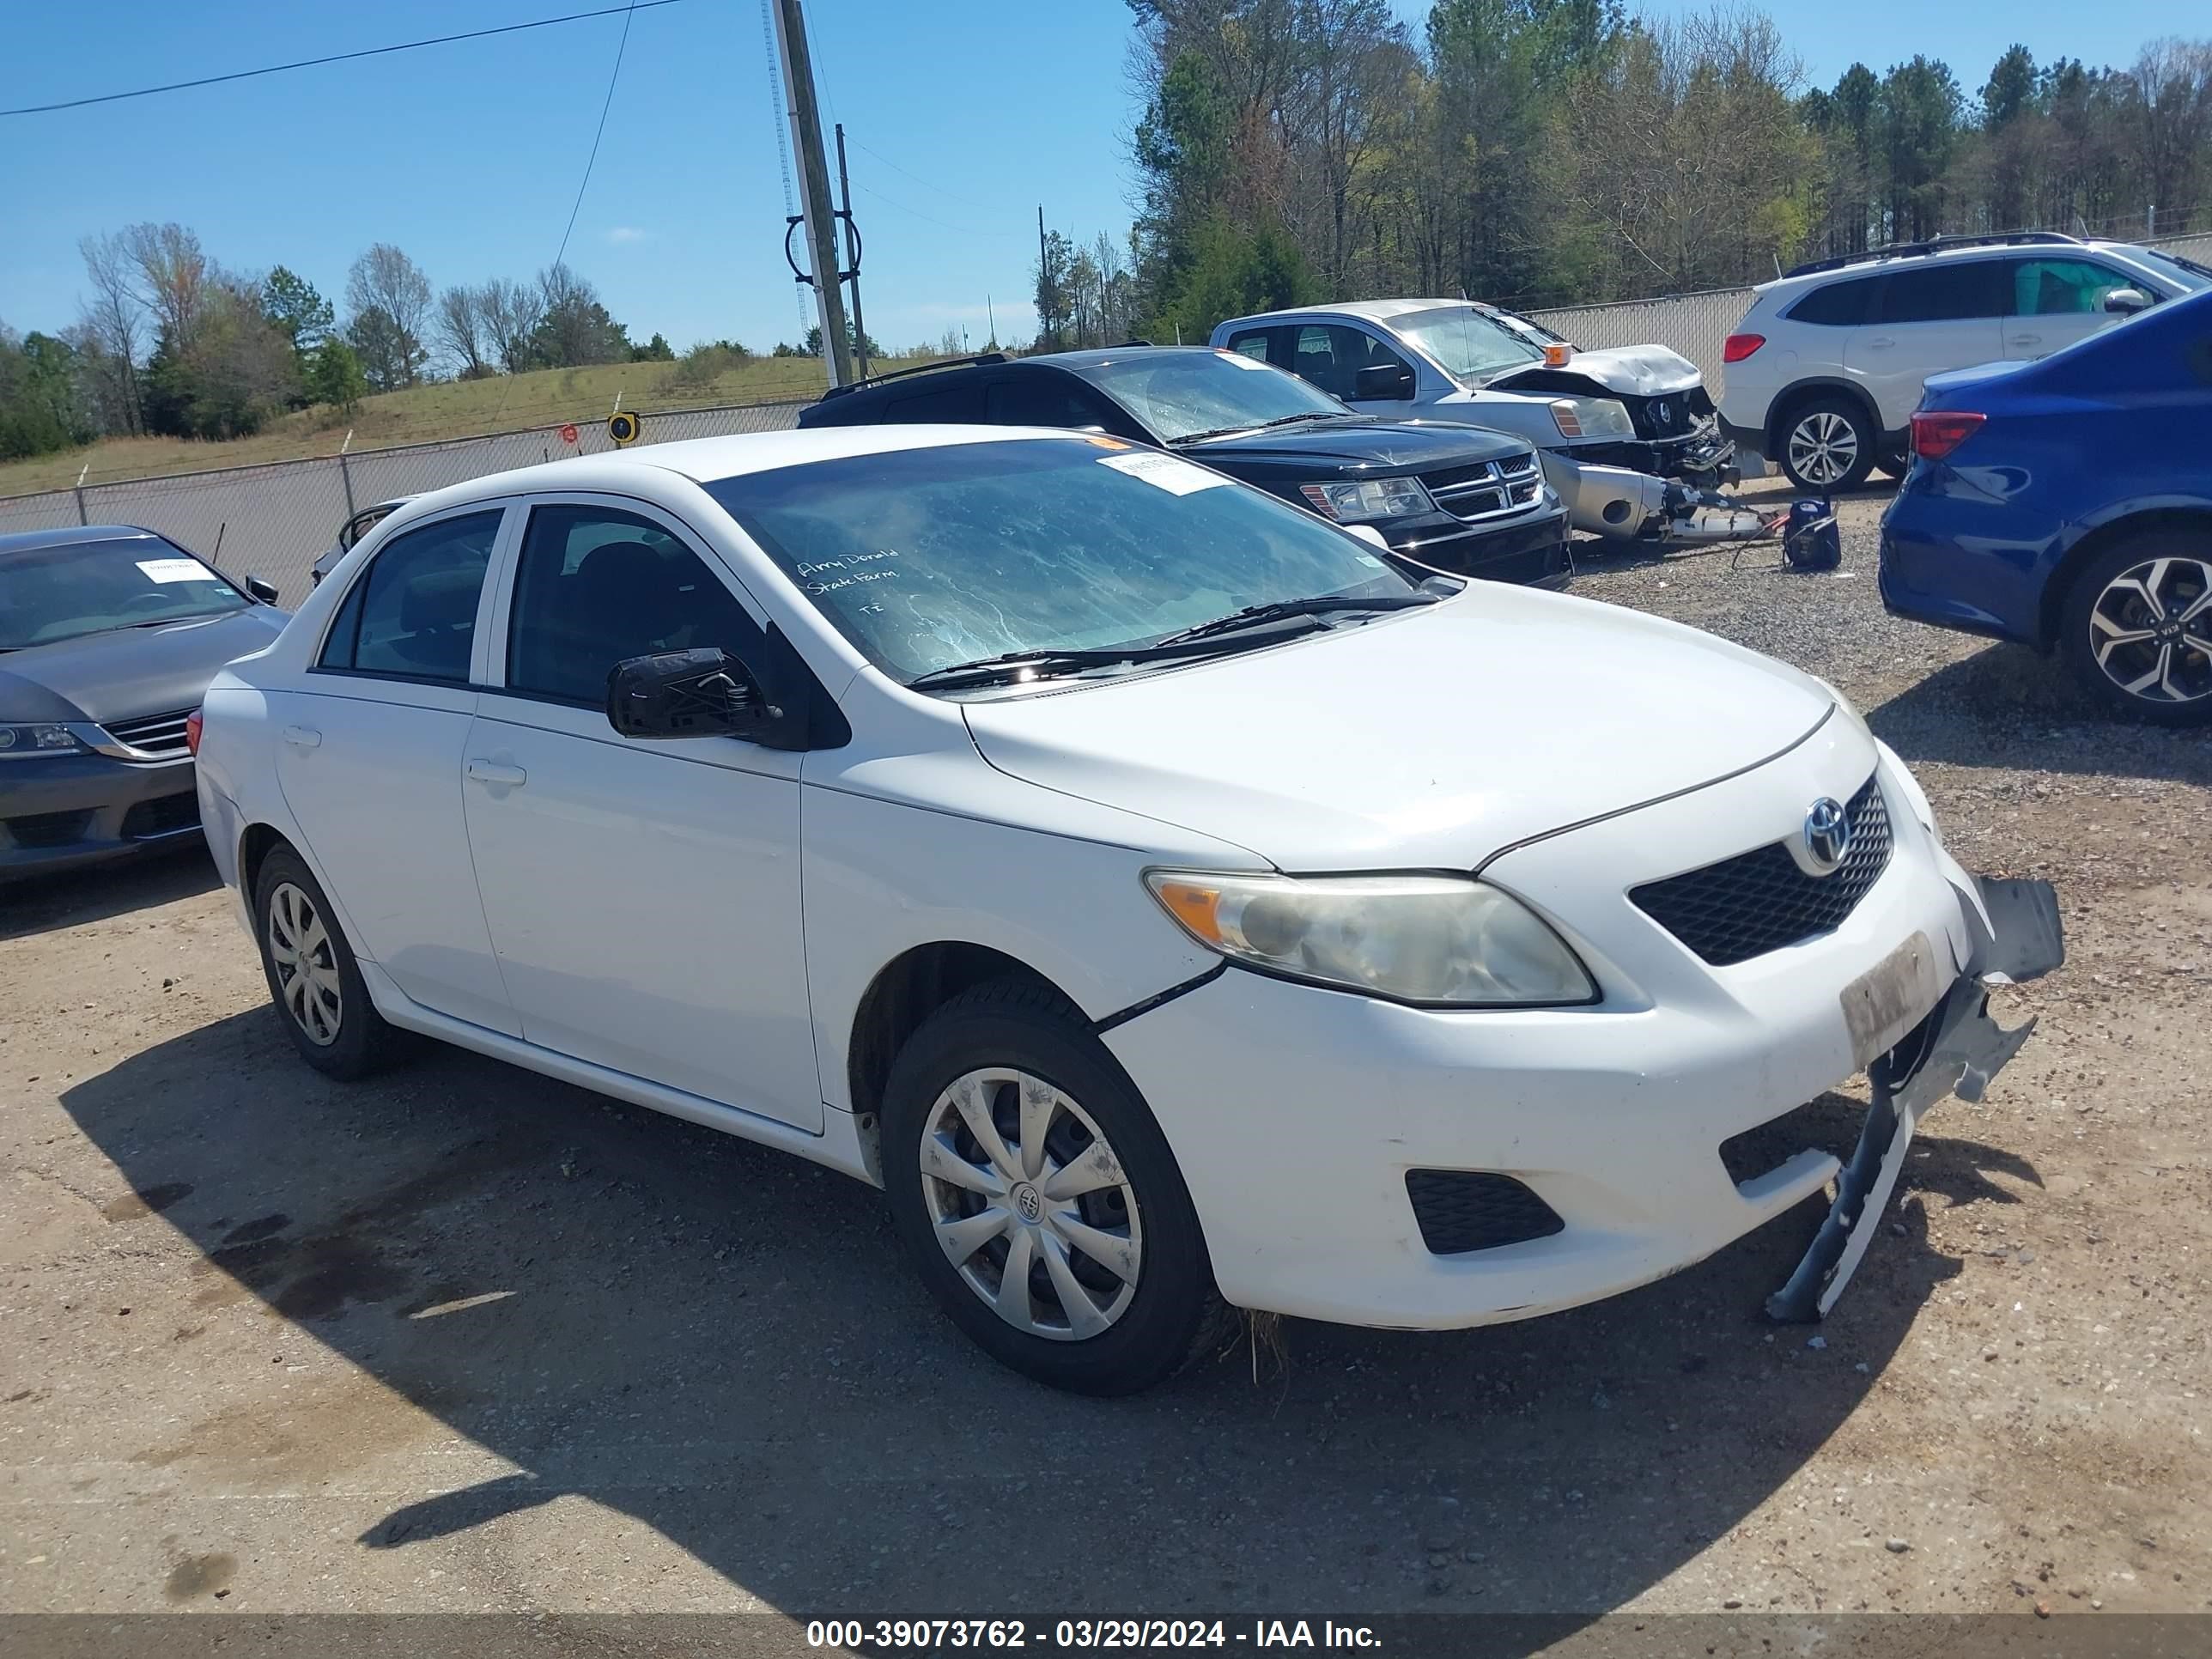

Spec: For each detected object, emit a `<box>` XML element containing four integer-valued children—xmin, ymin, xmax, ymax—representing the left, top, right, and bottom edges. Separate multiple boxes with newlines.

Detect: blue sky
<box><xmin>1</xmin><ymin>0</ymin><xmax>2202</xmax><ymax>359</ymax></box>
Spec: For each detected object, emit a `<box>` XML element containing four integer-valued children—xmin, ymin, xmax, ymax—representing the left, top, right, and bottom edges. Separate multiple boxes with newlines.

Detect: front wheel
<box><xmin>1779</xmin><ymin>397</ymin><xmax>1877</xmax><ymax>492</ymax></box>
<box><xmin>2057</xmin><ymin>537</ymin><xmax>2212</xmax><ymax>725</ymax></box>
<box><xmin>879</xmin><ymin>980</ymin><xmax>1232</xmax><ymax>1395</ymax></box>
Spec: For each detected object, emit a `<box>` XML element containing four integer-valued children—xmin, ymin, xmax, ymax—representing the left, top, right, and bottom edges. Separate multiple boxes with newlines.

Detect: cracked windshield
<box><xmin>704</xmin><ymin>437</ymin><xmax>1413</xmax><ymax>685</ymax></box>
<box><xmin>1072</xmin><ymin>350</ymin><xmax>1349</xmax><ymax>441</ymax></box>
<box><xmin>1390</xmin><ymin>305</ymin><xmax>1546</xmax><ymax>385</ymax></box>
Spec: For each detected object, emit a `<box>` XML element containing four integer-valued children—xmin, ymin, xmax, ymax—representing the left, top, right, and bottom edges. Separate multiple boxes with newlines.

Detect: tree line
<box><xmin>1030</xmin><ymin>1</ymin><xmax>2212</xmax><ymax>349</ymax></box>
<box><xmin>0</xmin><ymin>227</ymin><xmax>682</xmax><ymax>462</ymax></box>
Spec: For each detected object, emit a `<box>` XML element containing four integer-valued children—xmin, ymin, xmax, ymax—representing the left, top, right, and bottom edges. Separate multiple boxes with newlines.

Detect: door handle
<box><xmin>2011</xmin><ymin>332</ymin><xmax>2041</xmax><ymax>345</ymax></box>
<box><xmin>282</xmin><ymin>725</ymin><xmax>321</xmax><ymax>749</ymax></box>
<box><xmin>465</xmin><ymin>758</ymin><xmax>527</xmax><ymax>787</ymax></box>
<box><xmin>1863</xmin><ymin>336</ymin><xmax>1895</xmax><ymax>349</ymax></box>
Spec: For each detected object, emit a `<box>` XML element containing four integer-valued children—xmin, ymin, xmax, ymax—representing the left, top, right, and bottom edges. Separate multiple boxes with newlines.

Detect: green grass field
<box><xmin>0</xmin><ymin>351</ymin><xmax>925</xmax><ymax>498</ymax></box>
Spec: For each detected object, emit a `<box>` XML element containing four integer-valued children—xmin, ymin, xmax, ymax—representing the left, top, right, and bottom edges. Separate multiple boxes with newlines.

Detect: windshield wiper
<box><xmin>1153</xmin><ymin>592</ymin><xmax>1437</xmax><ymax>645</ymax></box>
<box><xmin>1175</xmin><ymin>410</ymin><xmax>1354</xmax><ymax>444</ymax></box>
<box><xmin>908</xmin><ymin>618</ymin><xmax>1335</xmax><ymax>692</ymax></box>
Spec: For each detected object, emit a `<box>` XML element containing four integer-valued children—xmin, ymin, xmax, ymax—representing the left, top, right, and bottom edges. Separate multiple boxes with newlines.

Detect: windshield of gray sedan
<box><xmin>1071</xmin><ymin>351</ymin><xmax>1351</xmax><ymax>442</ymax></box>
<box><xmin>703</xmin><ymin>438</ymin><xmax>1414</xmax><ymax>684</ymax></box>
<box><xmin>1392</xmin><ymin>306</ymin><xmax>1546</xmax><ymax>385</ymax></box>
<box><xmin>0</xmin><ymin>538</ymin><xmax>247</xmax><ymax>650</ymax></box>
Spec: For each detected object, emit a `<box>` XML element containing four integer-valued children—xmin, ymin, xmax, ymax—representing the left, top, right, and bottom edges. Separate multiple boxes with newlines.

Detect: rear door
<box><xmin>272</xmin><ymin>504</ymin><xmax>520</xmax><ymax>1035</ymax></box>
<box><xmin>2002</xmin><ymin>257</ymin><xmax>2144</xmax><ymax>359</ymax></box>
<box><xmin>1846</xmin><ymin>260</ymin><xmax>2008</xmax><ymax>428</ymax></box>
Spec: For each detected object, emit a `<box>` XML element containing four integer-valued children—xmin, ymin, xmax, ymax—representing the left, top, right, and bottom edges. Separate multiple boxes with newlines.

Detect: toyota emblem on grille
<box><xmin>1802</xmin><ymin>798</ymin><xmax>1851</xmax><ymax>874</ymax></box>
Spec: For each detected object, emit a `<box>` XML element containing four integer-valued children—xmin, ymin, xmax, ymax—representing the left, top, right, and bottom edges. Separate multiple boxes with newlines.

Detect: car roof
<box><xmin>1218</xmin><ymin>298</ymin><xmax>1472</xmax><ymax>329</ymax></box>
<box><xmin>1755</xmin><ymin>236</ymin><xmax>2153</xmax><ymax>295</ymax></box>
<box><xmin>0</xmin><ymin>524</ymin><xmax>169</xmax><ymax>558</ymax></box>
<box><xmin>379</xmin><ymin>426</ymin><xmax>1056</xmax><ymax>522</ymax></box>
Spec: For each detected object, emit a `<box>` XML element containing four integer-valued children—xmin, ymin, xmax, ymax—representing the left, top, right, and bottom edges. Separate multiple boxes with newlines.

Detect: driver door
<box><xmin>461</xmin><ymin>495</ymin><xmax>822</xmax><ymax>1132</ymax></box>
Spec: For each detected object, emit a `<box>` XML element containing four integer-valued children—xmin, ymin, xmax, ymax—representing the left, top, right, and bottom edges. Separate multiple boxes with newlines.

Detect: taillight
<box><xmin>1723</xmin><ymin>332</ymin><xmax>1765</xmax><ymax>363</ymax></box>
<box><xmin>1911</xmin><ymin>410</ymin><xmax>1985</xmax><ymax>460</ymax></box>
<box><xmin>185</xmin><ymin>708</ymin><xmax>204</xmax><ymax>757</ymax></box>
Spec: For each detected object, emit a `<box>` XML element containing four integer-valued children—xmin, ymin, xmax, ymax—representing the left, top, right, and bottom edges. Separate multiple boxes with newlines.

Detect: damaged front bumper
<box><xmin>1542</xmin><ymin>441</ymin><xmax>1777</xmax><ymax>546</ymax></box>
<box><xmin>1767</xmin><ymin>874</ymin><xmax>2065</xmax><ymax>1322</ymax></box>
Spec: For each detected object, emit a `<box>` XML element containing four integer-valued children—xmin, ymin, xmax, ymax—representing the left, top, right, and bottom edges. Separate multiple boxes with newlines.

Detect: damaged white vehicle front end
<box><xmin>1211</xmin><ymin>299</ymin><xmax>1765</xmax><ymax>544</ymax></box>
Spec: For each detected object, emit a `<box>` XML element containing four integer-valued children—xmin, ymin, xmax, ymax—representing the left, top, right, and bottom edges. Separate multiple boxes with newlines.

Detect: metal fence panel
<box><xmin>1527</xmin><ymin>288</ymin><xmax>1753</xmax><ymax>397</ymax></box>
<box><xmin>0</xmin><ymin>489</ymin><xmax>82</xmax><ymax>540</ymax></box>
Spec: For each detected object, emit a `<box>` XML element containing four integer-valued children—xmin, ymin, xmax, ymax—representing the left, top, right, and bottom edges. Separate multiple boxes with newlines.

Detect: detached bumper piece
<box><xmin>1767</xmin><ymin>876</ymin><xmax>2064</xmax><ymax>1322</ymax></box>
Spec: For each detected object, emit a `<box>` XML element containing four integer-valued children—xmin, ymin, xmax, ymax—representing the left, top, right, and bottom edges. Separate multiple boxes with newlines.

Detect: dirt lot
<box><xmin>3</xmin><ymin>488</ymin><xmax>2208</xmax><ymax>1645</ymax></box>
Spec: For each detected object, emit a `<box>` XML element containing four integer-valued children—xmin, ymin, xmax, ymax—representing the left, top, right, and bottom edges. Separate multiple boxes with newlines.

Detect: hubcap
<box><xmin>1787</xmin><ymin>410</ymin><xmax>1859</xmax><ymax>486</ymax></box>
<box><xmin>267</xmin><ymin>881</ymin><xmax>343</xmax><ymax>1046</ymax></box>
<box><xmin>2087</xmin><ymin>556</ymin><xmax>2212</xmax><ymax>705</ymax></box>
<box><xmin>918</xmin><ymin>1068</ymin><xmax>1142</xmax><ymax>1341</ymax></box>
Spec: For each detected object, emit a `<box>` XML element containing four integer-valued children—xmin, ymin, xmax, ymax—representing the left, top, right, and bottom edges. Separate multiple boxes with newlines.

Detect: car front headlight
<box><xmin>1146</xmin><ymin>871</ymin><xmax>1596</xmax><ymax>1006</ymax></box>
<box><xmin>0</xmin><ymin>723</ymin><xmax>88</xmax><ymax>759</ymax></box>
<box><xmin>1298</xmin><ymin>476</ymin><xmax>1436</xmax><ymax>523</ymax></box>
<box><xmin>1549</xmin><ymin>397</ymin><xmax>1634</xmax><ymax>440</ymax></box>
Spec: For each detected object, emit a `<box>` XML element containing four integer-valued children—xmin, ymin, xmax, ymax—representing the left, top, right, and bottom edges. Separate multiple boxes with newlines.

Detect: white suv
<box><xmin>1720</xmin><ymin>233</ymin><xmax>2206</xmax><ymax>491</ymax></box>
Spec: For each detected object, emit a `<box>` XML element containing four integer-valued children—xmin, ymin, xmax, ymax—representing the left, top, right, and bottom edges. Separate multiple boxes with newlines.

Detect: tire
<box><xmin>2057</xmin><ymin>532</ymin><xmax>2212</xmax><ymax>726</ymax></box>
<box><xmin>1778</xmin><ymin>395</ymin><xmax>1877</xmax><ymax>493</ymax></box>
<box><xmin>879</xmin><ymin>978</ymin><xmax>1234</xmax><ymax>1395</ymax></box>
<box><xmin>1872</xmin><ymin>447</ymin><xmax>1911</xmax><ymax>482</ymax></box>
<box><xmin>251</xmin><ymin>845</ymin><xmax>410</xmax><ymax>1079</ymax></box>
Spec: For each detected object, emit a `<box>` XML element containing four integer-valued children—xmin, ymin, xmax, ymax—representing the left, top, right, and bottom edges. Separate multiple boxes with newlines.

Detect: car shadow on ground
<box><xmin>61</xmin><ymin>1010</ymin><xmax>2033</xmax><ymax>1634</ymax></box>
<box><xmin>1869</xmin><ymin>646</ymin><xmax>2212</xmax><ymax>787</ymax></box>
<box><xmin>0</xmin><ymin>847</ymin><xmax>217</xmax><ymax>943</ymax></box>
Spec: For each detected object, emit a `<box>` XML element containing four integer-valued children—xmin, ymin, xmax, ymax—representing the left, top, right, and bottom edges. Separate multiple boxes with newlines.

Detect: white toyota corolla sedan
<box><xmin>191</xmin><ymin>427</ymin><xmax>2061</xmax><ymax>1395</ymax></box>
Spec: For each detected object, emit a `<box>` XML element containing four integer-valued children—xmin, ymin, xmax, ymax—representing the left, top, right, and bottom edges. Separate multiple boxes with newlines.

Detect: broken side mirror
<box><xmin>1353</xmin><ymin>362</ymin><xmax>1416</xmax><ymax>401</ymax></box>
<box><xmin>606</xmin><ymin>647</ymin><xmax>794</xmax><ymax>746</ymax></box>
<box><xmin>2102</xmin><ymin>287</ymin><xmax>2153</xmax><ymax>314</ymax></box>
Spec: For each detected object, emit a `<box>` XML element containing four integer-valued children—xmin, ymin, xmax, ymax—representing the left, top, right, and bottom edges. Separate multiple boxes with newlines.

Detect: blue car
<box><xmin>1879</xmin><ymin>283</ymin><xmax>2212</xmax><ymax>726</ymax></box>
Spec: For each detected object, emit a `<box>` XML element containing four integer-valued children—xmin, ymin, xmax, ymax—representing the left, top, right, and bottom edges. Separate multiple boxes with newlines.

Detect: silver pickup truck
<box><xmin>1212</xmin><ymin>299</ymin><xmax>1749</xmax><ymax>543</ymax></box>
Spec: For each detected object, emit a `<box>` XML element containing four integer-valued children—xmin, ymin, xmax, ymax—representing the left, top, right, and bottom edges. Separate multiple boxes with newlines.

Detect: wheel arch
<box><xmin>1765</xmin><ymin>377</ymin><xmax>1882</xmax><ymax>456</ymax></box>
<box><xmin>845</xmin><ymin>941</ymin><xmax>1085</xmax><ymax>1131</ymax></box>
<box><xmin>2039</xmin><ymin>506</ymin><xmax>2212</xmax><ymax>647</ymax></box>
<box><xmin>237</xmin><ymin>821</ymin><xmax>293</xmax><ymax>900</ymax></box>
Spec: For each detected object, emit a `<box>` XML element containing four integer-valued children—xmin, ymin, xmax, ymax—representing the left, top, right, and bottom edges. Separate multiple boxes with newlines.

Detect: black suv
<box><xmin>797</xmin><ymin>346</ymin><xmax>1571</xmax><ymax>587</ymax></box>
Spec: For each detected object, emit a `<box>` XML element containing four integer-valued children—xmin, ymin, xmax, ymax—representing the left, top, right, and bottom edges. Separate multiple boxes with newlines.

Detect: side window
<box><xmin>983</xmin><ymin>374</ymin><xmax>1115</xmax><ymax>428</ymax></box>
<box><xmin>879</xmin><ymin>380</ymin><xmax>987</xmax><ymax>422</ymax></box>
<box><xmin>318</xmin><ymin>509</ymin><xmax>501</xmax><ymax>682</ymax></box>
<box><xmin>504</xmin><ymin>504</ymin><xmax>763</xmax><ymax>708</ymax></box>
<box><xmin>1291</xmin><ymin>325</ymin><xmax>1409</xmax><ymax>400</ymax></box>
<box><xmin>1874</xmin><ymin>261</ymin><xmax>2009</xmax><ymax>325</ymax></box>
<box><xmin>1785</xmin><ymin>276</ymin><xmax>1877</xmax><ymax>326</ymax></box>
<box><xmin>2012</xmin><ymin>258</ymin><xmax>2137</xmax><ymax>316</ymax></box>
<box><xmin>1224</xmin><ymin>330</ymin><xmax>1273</xmax><ymax>362</ymax></box>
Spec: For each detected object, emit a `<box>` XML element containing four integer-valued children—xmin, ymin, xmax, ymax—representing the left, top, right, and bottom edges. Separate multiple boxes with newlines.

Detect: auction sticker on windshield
<box><xmin>136</xmin><ymin>558</ymin><xmax>210</xmax><ymax>583</ymax></box>
<box><xmin>1099</xmin><ymin>451</ymin><xmax>1226</xmax><ymax>495</ymax></box>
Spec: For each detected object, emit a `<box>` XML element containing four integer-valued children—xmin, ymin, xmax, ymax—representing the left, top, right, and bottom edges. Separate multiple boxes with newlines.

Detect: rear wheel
<box><xmin>2057</xmin><ymin>534</ymin><xmax>2212</xmax><ymax>726</ymax></box>
<box><xmin>252</xmin><ymin>846</ymin><xmax>410</xmax><ymax>1079</ymax></box>
<box><xmin>880</xmin><ymin>979</ymin><xmax>1232</xmax><ymax>1395</ymax></box>
<box><xmin>1778</xmin><ymin>396</ymin><xmax>1876</xmax><ymax>492</ymax></box>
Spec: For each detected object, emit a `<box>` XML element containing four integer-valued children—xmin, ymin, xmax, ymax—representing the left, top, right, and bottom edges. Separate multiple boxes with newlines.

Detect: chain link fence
<box><xmin>6</xmin><ymin>225</ymin><xmax>2210</xmax><ymax>596</ymax></box>
<box><xmin>0</xmin><ymin>399</ymin><xmax>806</xmax><ymax>601</ymax></box>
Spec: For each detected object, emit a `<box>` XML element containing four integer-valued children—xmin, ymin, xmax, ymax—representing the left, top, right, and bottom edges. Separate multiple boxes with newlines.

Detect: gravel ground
<box><xmin>2</xmin><ymin>485</ymin><xmax>2208</xmax><ymax>1645</ymax></box>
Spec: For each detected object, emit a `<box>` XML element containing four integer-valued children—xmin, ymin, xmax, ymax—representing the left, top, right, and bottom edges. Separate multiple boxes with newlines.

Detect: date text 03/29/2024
<box><xmin>805</xmin><ymin>1620</ymin><xmax>1382</xmax><ymax>1650</ymax></box>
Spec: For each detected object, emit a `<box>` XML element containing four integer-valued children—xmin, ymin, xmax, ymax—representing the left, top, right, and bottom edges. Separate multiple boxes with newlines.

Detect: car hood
<box><xmin>1491</xmin><ymin>343</ymin><xmax>1704</xmax><ymax>398</ymax></box>
<box><xmin>959</xmin><ymin>587</ymin><xmax>1834</xmax><ymax>870</ymax></box>
<box><xmin>1182</xmin><ymin>418</ymin><xmax>1528</xmax><ymax>471</ymax></box>
<box><xmin>0</xmin><ymin>606</ymin><xmax>287</xmax><ymax>724</ymax></box>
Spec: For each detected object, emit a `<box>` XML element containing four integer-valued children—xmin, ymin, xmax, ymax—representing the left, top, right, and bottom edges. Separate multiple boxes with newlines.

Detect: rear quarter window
<box><xmin>1785</xmin><ymin>277</ymin><xmax>1878</xmax><ymax>326</ymax></box>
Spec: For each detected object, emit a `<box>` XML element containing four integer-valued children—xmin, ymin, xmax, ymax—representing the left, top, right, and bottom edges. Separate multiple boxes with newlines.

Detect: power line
<box><xmin>851</xmin><ymin>180</ymin><xmax>1021</xmax><ymax>243</ymax></box>
<box><xmin>848</xmin><ymin>136</ymin><xmax>1004</xmax><ymax>216</ymax></box>
<box><xmin>0</xmin><ymin>0</ymin><xmax>687</xmax><ymax>118</ymax></box>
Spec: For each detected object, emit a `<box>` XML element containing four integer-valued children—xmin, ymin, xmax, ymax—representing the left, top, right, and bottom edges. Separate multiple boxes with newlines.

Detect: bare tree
<box><xmin>122</xmin><ymin>222</ymin><xmax>211</xmax><ymax>347</ymax></box>
<box><xmin>76</xmin><ymin>231</ymin><xmax>144</xmax><ymax>434</ymax></box>
<box><xmin>436</xmin><ymin>284</ymin><xmax>495</xmax><ymax>379</ymax></box>
<box><xmin>481</xmin><ymin>276</ymin><xmax>544</xmax><ymax>373</ymax></box>
<box><xmin>345</xmin><ymin>244</ymin><xmax>433</xmax><ymax>386</ymax></box>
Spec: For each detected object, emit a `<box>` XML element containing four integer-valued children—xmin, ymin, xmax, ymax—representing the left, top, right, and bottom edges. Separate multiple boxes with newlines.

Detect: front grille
<box><xmin>5</xmin><ymin>808</ymin><xmax>94</xmax><ymax>849</ymax></box>
<box><xmin>1631</xmin><ymin>775</ymin><xmax>1893</xmax><ymax>967</ymax></box>
<box><xmin>121</xmin><ymin>791</ymin><xmax>200</xmax><ymax>840</ymax></box>
<box><xmin>1422</xmin><ymin>453</ymin><xmax>1545</xmax><ymax>524</ymax></box>
<box><xmin>1405</xmin><ymin>1170</ymin><xmax>1565</xmax><ymax>1255</ymax></box>
<box><xmin>103</xmin><ymin>708</ymin><xmax>194</xmax><ymax>759</ymax></box>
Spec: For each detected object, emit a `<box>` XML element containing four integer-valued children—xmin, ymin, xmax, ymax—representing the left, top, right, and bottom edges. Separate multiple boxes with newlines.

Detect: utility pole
<box><xmin>770</xmin><ymin>0</ymin><xmax>852</xmax><ymax>387</ymax></box>
<box><xmin>834</xmin><ymin>123</ymin><xmax>870</xmax><ymax>380</ymax></box>
<box><xmin>1036</xmin><ymin>206</ymin><xmax>1051</xmax><ymax>350</ymax></box>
